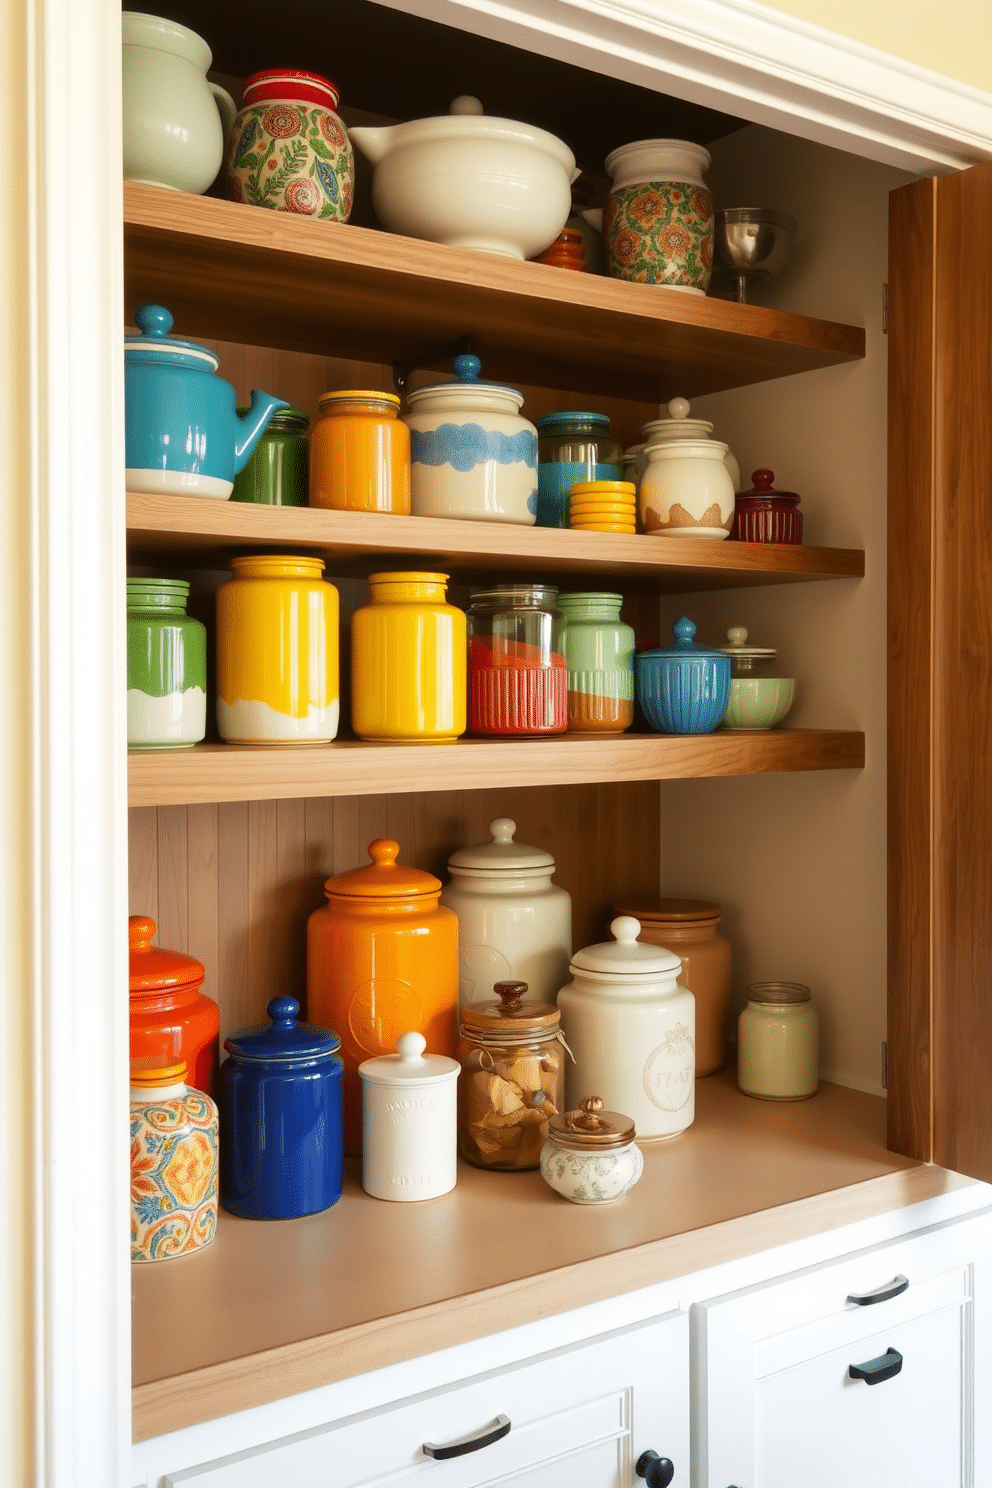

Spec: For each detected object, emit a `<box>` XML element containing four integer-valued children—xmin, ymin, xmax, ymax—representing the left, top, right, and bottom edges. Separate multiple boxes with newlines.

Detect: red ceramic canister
<box><xmin>129</xmin><ymin>915</ymin><xmax>220</xmax><ymax>1097</ymax></box>
<box><xmin>732</xmin><ymin>468</ymin><xmax>803</xmax><ymax>544</ymax></box>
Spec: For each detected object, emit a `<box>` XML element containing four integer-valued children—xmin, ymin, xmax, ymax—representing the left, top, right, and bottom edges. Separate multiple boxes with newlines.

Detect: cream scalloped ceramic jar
<box><xmin>349</xmin><ymin>96</ymin><xmax>577</xmax><ymax>260</ymax></box>
<box><xmin>640</xmin><ymin>439</ymin><xmax>735</xmax><ymax>539</ymax></box>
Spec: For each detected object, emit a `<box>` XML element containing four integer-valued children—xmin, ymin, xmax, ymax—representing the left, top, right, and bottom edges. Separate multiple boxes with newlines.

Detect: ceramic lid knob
<box><xmin>135</xmin><ymin>304</ymin><xmax>174</xmax><ymax>338</ymax></box>
<box><xmin>266</xmin><ymin>996</ymin><xmax>300</xmax><ymax>1026</ymax></box>
<box><xmin>667</xmin><ymin>396</ymin><xmax>691</xmax><ymax>421</ymax></box>
<box><xmin>726</xmin><ymin>626</ymin><xmax>749</xmax><ymax>648</ymax></box>
<box><xmin>453</xmin><ymin>353</ymin><xmax>482</xmax><ymax>383</ymax></box>
<box><xmin>369</xmin><ymin>838</ymin><xmax>400</xmax><ymax>867</ymax></box>
<box><xmin>129</xmin><ymin>915</ymin><xmax>156</xmax><ymax>952</ymax></box>
<box><xmin>751</xmin><ymin>469</ymin><xmax>776</xmax><ymax>491</ymax></box>
<box><xmin>397</xmin><ymin>1030</ymin><xmax>428</xmax><ymax>1062</ymax></box>
<box><xmin>450</xmin><ymin>94</ymin><xmax>484</xmax><ymax>115</ymax></box>
<box><xmin>610</xmin><ymin>915</ymin><xmax>642</xmax><ymax>944</ymax></box>
<box><xmin>490</xmin><ymin>817</ymin><xmax>516</xmax><ymax>843</ymax></box>
<box><xmin>673</xmin><ymin>616</ymin><xmax>697</xmax><ymax>648</ymax></box>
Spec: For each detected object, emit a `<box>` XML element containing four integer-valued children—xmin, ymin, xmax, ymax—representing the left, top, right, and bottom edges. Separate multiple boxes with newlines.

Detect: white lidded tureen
<box><xmin>350</xmin><ymin>95</ymin><xmax>578</xmax><ymax>260</ymax></box>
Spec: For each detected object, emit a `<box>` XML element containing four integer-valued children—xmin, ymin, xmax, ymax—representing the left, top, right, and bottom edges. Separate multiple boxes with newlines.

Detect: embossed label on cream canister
<box><xmin>643</xmin><ymin>1022</ymin><xmax>695</xmax><ymax>1112</ymax></box>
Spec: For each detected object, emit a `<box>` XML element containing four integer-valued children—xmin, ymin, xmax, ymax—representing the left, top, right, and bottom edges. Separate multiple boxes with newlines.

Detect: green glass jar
<box><xmin>231</xmin><ymin>407</ymin><xmax>309</xmax><ymax>506</ymax></box>
<box><xmin>557</xmin><ymin>592</ymin><xmax>635</xmax><ymax>735</ymax></box>
<box><xmin>127</xmin><ymin>578</ymin><xmax>207</xmax><ymax>750</ymax></box>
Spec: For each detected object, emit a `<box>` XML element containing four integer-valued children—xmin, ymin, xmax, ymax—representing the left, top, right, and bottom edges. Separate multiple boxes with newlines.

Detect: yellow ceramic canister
<box><xmin>216</xmin><ymin>554</ymin><xmax>339</xmax><ymax>743</ymax></box>
<box><xmin>307</xmin><ymin>838</ymin><xmax>459</xmax><ymax>1154</ymax></box>
<box><xmin>309</xmin><ymin>390</ymin><xmax>411</xmax><ymax>513</ymax></box>
<box><xmin>351</xmin><ymin>571</ymin><xmax>466</xmax><ymax>741</ymax></box>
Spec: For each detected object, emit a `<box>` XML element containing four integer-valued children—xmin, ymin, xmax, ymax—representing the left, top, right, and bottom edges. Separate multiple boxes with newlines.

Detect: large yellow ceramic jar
<box><xmin>307</xmin><ymin>838</ymin><xmax>459</xmax><ymax>1154</ymax></box>
<box><xmin>216</xmin><ymin>554</ymin><xmax>339</xmax><ymax>743</ymax></box>
<box><xmin>351</xmin><ymin>570</ymin><xmax>466</xmax><ymax>741</ymax></box>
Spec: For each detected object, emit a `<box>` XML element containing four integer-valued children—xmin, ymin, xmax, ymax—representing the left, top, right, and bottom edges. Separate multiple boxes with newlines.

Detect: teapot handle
<box><xmin>210</xmin><ymin>81</ymin><xmax>238</xmax><ymax>147</ymax></box>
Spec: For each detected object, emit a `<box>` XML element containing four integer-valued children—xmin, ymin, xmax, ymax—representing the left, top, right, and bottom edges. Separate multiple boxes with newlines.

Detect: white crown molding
<box><xmin>390</xmin><ymin>0</ymin><xmax>992</xmax><ymax>172</ymax></box>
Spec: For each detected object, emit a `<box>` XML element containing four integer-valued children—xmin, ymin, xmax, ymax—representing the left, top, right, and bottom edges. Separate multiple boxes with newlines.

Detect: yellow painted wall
<box><xmin>760</xmin><ymin>0</ymin><xmax>992</xmax><ymax>92</ymax></box>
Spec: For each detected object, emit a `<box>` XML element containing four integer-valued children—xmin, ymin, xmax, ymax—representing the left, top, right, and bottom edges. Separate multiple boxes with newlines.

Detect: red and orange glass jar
<box><xmin>129</xmin><ymin>915</ymin><xmax>220</xmax><ymax>1097</ymax></box>
<box><xmin>467</xmin><ymin>584</ymin><xmax>568</xmax><ymax>736</ymax></box>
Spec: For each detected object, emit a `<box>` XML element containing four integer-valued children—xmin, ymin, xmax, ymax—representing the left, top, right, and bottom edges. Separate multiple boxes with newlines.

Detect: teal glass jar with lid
<box><xmin>536</xmin><ymin>412</ymin><xmax>622</xmax><ymax>528</ymax></box>
<box><xmin>231</xmin><ymin>407</ymin><xmax>309</xmax><ymax>506</ymax></box>
<box><xmin>557</xmin><ymin>592</ymin><xmax>635</xmax><ymax>734</ymax></box>
<box><xmin>127</xmin><ymin>577</ymin><xmax>207</xmax><ymax>749</ymax></box>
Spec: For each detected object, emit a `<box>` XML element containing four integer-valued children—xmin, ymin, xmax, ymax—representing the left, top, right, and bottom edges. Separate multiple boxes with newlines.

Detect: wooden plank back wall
<box><xmin>128</xmin><ymin>782</ymin><xmax>661</xmax><ymax>1041</ymax></box>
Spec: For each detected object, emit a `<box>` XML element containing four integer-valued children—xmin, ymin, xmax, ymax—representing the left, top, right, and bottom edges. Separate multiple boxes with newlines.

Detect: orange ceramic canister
<box><xmin>309</xmin><ymin>390</ymin><xmax>411</xmax><ymax>512</ymax></box>
<box><xmin>129</xmin><ymin>915</ymin><xmax>220</xmax><ymax>1097</ymax></box>
<box><xmin>614</xmin><ymin>896</ymin><xmax>731</xmax><ymax>1076</ymax></box>
<box><xmin>307</xmin><ymin>839</ymin><xmax>459</xmax><ymax>1154</ymax></box>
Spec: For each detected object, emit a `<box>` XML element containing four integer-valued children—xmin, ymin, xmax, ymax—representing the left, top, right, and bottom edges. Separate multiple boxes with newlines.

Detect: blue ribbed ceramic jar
<box><xmin>636</xmin><ymin>616</ymin><xmax>731</xmax><ymax>734</ymax></box>
<box><xmin>219</xmin><ymin>996</ymin><xmax>344</xmax><ymax>1220</ymax></box>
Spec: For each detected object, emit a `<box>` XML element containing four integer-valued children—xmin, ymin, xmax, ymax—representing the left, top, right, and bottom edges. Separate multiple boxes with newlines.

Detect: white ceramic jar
<box><xmin>349</xmin><ymin>95</ymin><xmax>577</xmax><ymax>260</ymax></box>
<box><xmin>440</xmin><ymin>817</ymin><xmax>572</xmax><ymax>1015</ymax></box>
<box><xmin>540</xmin><ymin>1096</ymin><xmax>644</xmax><ymax>1205</ymax></box>
<box><xmin>738</xmin><ymin>983</ymin><xmax>818</xmax><ymax>1100</ymax></box>
<box><xmin>359</xmin><ymin>1032</ymin><xmax>459</xmax><ymax>1201</ymax></box>
<box><xmin>405</xmin><ymin>354</ymin><xmax>538</xmax><ymax>524</ymax></box>
<box><xmin>640</xmin><ymin>439</ymin><xmax>736</xmax><ymax>539</ymax></box>
<box><xmin>122</xmin><ymin>13</ymin><xmax>236</xmax><ymax>195</ymax></box>
<box><xmin>638</xmin><ymin>397</ymin><xmax>741</xmax><ymax>492</ymax></box>
<box><xmin>557</xmin><ymin>916</ymin><xmax>695</xmax><ymax>1140</ymax></box>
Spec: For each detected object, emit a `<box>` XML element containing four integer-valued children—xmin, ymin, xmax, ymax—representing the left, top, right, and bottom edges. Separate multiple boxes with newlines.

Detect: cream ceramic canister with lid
<box><xmin>639</xmin><ymin>437</ymin><xmax>736</xmax><ymax>539</ymax></box>
<box><xmin>439</xmin><ymin>817</ymin><xmax>572</xmax><ymax>1015</ymax></box>
<box><xmin>638</xmin><ymin>398</ymin><xmax>741</xmax><ymax>493</ymax></box>
<box><xmin>405</xmin><ymin>354</ymin><xmax>538</xmax><ymax>524</ymax></box>
<box><xmin>556</xmin><ymin>916</ymin><xmax>695</xmax><ymax>1139</ymax></box>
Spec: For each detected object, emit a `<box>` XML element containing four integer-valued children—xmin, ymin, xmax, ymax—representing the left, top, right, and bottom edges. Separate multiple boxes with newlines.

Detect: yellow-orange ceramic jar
<box><xmin>309</xmin><ymin>390</ymin><xmax>411</xmax><ymax>512</ymax></box>
<box><xmin>216</xmin><ymin>554</ymin><xmax>339</xmax><ymax>744</ymax></box>
<box><xmin>351</xmin><ymin>571</ymin><xmax>466</xmax><ymax>741</ymax></box>
<box><xmin>307</xmin><ymin>838</ymin><xmax>459</xmax><ymax>1154</ymax></box>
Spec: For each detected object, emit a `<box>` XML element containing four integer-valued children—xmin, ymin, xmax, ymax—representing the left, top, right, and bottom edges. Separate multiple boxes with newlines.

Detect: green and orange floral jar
<box><xmin>227</xmin><ymin>70</ymin><xmax>354</xmax><ymax>221</ymax></box>
<box><xmin>602</xmin><ymin>139</ymin><xmax>713</xmax><ymax>294</ymax></box>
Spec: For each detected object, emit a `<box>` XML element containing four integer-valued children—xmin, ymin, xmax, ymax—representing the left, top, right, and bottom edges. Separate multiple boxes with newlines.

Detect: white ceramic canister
<box><xmin>405</xmin><ymin>354</ymin><xmax>538</xmax><ymax>525</ymax></box>
<box><xmin>440</xmin><ymin>817</ymin><xmax>572</xmax><ymax>1016</ymax></box>
<box><xmin>637</xmin><ymin>397</ymin><xmax>741</xmax><ymax>492</ymax></box>
<box><xmin>359</xmin><ymin>1031</ymin><xmax>459</xmax><ymax>1201</ymax></box>
<box><xmin>557</xmin><ymin>916</ymin><xmax>695</xmax><ymax>1139</ymax></box>
<box><xmin>738</xmin><ymin>983</ymin><xmax>818</xmax><ymax>1101</ymax></box>
<box><xmin>639</xmin><ymin>439</ymin><xmax>736</xmax><ymax>539</ymax></box>
<box><xmin>122</xmin><ymin>13</ymin><xmax>237</xmax><ymax>195</ymax></box>
<box><xmin>540</xmin><ymin>1095</ymin><xmax>644</xmax><ymax>1205</ymax></box>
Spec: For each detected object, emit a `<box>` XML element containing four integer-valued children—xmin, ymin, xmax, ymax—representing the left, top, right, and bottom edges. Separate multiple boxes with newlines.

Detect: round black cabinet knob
<box><xmin>635</xmin><ymin>1450</ymin><xmax>675</xmax><ymax>1487</ymax></box>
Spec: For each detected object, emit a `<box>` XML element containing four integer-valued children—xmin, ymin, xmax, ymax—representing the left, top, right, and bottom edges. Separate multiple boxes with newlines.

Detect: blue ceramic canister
<box><xmin>404</xmin><ymin>354</ymin><xmax>538</xmax><ymax>526</ymax></box>
<box><xmin>125</xmin><ymin>304</ymin><xmax>290</xmax><ymax>500</ymax></box>
<box><xmin>219</xmin><ymin>996</ymin><xmax>344</xmax><ymax>1220</ymax></box>
<box><xmin>636</xmin><ymin>616</ymin><xmax>731</xmax><ymax>734</ymax></box>
<box><xmin>535</xmin><ymin>412</ymin><xmax>622</xmax><ymax>528</ymax></box>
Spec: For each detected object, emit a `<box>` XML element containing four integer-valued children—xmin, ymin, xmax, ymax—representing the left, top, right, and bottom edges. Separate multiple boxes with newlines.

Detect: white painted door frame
<box><xmin>13</xmin><ymin>0</ymin><xmax>989</xmax><ymax>1485</ymax></box>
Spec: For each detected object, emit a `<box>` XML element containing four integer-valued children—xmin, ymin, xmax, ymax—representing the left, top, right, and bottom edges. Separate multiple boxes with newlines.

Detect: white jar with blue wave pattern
<box><xmin>404</xmin><ymin>354</ymin><xmax>538</xmax><ymax>525</ymax></box>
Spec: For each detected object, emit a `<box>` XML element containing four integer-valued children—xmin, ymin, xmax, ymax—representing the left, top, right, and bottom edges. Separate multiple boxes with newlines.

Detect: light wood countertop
<box><xmin>131</xmin><ymin>1070</ymin><xmax>968</xmax><ymax>1441</ymax></box>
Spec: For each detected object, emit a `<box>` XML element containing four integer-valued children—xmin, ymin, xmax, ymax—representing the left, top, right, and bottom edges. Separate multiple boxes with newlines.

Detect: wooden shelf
<box><xmin>128</xmin><ymin>730</ymin><xmax>864</xmax><ymax>807</ymax></box>
<box><xmin>124</xmin><ymin>182</ymin><xmax>865</xmax><ymax>402</ymax></box>
<box><xmin>127</xmin><ymin>492</ymin><xmax>865</xmax><ymax>590</ymax></box>
<box><xmin>131</xmin><ymin>1071</ymin><xmax>969</xmax><ymax>1440</ymax></box>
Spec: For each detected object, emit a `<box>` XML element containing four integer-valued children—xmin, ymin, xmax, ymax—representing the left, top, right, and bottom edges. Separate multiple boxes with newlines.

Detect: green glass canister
<box><xmin>535</xmin><ymin>412</ymin><xmax>622</xmax><ymax>528</ymax></box>
<box><xmin>231</xmin><ymin>407</ymin><xmax>309</xmax><ymax>506</ymax></box>
<box><xmin>127</xmin><ymin>577</ymin><xmax>207</xmax><ymax>750</ymax></box>
<box><xmin>557</xmin><ymin>592</ymin><xmax>635</xmax><ymax>734</ymax></box>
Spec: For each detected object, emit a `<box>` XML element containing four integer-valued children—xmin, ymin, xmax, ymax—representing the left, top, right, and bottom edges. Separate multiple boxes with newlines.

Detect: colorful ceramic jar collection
<box><xmin>310</xmin><ymin>390</ymin><xmax>410</xmax><ymax>513</ymax></box>
<box><xmin>227</xmin><ymin>70</ymin><xmax>354</xmax><ymax>220</ymax></box>
<box><xmin>738</xmin><ymin>983</ymin><xmax>819</xmax><ymax>1101</ymax></box>
<box><xmin>126</xmin><ymin>578</ymin><xmax>206</xmax><ymax>750</ymax></box>
<box><xmin>535</xmin><ymin>412</ymin><xmax>622</xmax><ymax>528</ymax></box>
<box><xmin>231</xmin><ymin>408</ymin><xmax>310</xmax><ymax>506</ymax></box>
<box><xmin>129</xmin><ymin>915</ymin><xmax>220</xmax><ymax>1097</ymax></box>
<box><xmin>467</xmin><ymin>584</ymin><xmax>568</xmax><ymax>736</ymax></box>
<box><xmin>130</xmin><ymin>1056</ymin><xmax>219</xmax><ymax>1263</ymax></box>
<box><xmin>351</xmin><ymin>571</ymin><xmax>466</xmax><ymax>742</ymax></box>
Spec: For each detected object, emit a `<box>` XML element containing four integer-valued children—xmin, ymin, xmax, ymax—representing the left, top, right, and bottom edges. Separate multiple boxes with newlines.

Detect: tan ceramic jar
<box><xmin>614</xmin><ymin>897</ymin><xmax>731</xmax><ymax>1076</ymax></box>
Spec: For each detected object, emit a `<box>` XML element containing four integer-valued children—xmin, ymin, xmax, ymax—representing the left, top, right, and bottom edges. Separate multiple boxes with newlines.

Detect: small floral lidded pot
<box><xmin>227</xmin><ymin>70</ymin><xmax>354</xmax><ymax>221</ymax></box>
<box><xmin>130</xmin><ymin>1056</ymin><xmax>218</xmax><ymax>1264</ymax></box>
<box><xmin>540</xmin><ymin>1096</ymin><xmax>643</xmax><ymax>1205</ymax></box>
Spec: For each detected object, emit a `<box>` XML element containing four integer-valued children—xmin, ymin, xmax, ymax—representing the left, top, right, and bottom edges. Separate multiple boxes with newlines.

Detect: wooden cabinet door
<box><xmin>692</xmin><ymin>1211</ymin><xmax>992</xmax><ymax>1488</ymax></box>
<box><xmin>888</xmin><ymin>158</ymin><xmax>992</xmax><ymax>1180</ymax></box>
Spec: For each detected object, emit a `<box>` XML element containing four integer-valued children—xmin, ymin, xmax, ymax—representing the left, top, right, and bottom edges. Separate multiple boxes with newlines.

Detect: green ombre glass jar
<box><xmin>127</xmin><ymin>578</ymin><xmax>207</xmax><ymax>750</ymax></box>
<box><xmin>557</xmin><ymin>591</ymin><xmax>635</xmax><ymax>735</ymax></box>
<box><xmin>231</xmin><ymin>407</ymin><xmax>309</xmax><ymax>506</ymax></box>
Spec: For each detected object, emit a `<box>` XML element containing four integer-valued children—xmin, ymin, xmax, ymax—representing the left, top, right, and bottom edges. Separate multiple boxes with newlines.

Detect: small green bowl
<box><xmin>720</xmin><ymin>676</ymin><xmax>795</xmax><ymax>730</ymax></box>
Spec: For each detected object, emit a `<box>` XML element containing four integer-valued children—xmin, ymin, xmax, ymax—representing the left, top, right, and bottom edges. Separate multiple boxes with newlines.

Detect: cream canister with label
<box><xmin>359</xmin><ymin>1032</ymin><xmax>459</xmax><ymax>1201</ymax></box>
<box><xmin>556</xmin><ymin>916</ymin><xmax>695</xmax><ymax>1139</ymax></box>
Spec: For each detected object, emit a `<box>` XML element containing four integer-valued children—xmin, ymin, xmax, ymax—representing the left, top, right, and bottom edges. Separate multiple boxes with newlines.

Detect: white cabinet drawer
<box><xmin>161</xmin><ymin>1311</ymin><xmax>689</xmax><ymax>1488</ymax></box>
<box><xmin>692</xmin><ymin>1208</ymin><xmax>992</xmax><ymax>1488</ymax></box>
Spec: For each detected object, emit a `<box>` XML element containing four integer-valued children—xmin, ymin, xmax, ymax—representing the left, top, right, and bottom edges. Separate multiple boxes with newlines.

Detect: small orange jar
<box><xmin>307</xmin><ymin>839</ymin><xmax>459</xmax><ymax>1154</ymax></box>
<box><xmin>309</xmin><ymin>389</ymin><xmax>411</xmax><ymax>513</ymax></box>
<box><xmin>129</xmin><ymin>916</ymin><xmax>220</xmax><ymax>1097</ymax></box>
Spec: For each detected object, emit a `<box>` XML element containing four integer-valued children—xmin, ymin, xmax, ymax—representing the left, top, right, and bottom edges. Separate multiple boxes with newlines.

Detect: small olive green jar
<box><xmin>231</xmin><ymin>407</ymin><xmax>309</xmax><ymax>506</ymax></box>
<box><xmin>127</xmin><ymin>578</ymin><xmax>207</xmax><ymax>750</ymax></box>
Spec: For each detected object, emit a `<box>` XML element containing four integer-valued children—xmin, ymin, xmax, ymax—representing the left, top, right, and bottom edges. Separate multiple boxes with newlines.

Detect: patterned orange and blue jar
<box><xmin>130</xmin><ymin>1056</ymin><xmax>218</xmax><ymax>1264</ymax></box>
<box><xmin>602</xmin><ymin>140</ymin><xmax>713</xmax><ymax>293</ymax></box>
<box><xmin>227</xmin><ymin>70</ymin><xmax>354</xmax><ymax>221</ymax></box>
<box><xmin>216</xmin><ymin>554</ymin><xmax>339</xmax><ymax>744</ymax></box>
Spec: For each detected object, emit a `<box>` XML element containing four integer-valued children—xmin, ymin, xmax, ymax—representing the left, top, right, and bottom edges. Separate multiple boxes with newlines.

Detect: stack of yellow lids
<box><xmin>569</xmin><ymin>480</ymin><xmax>637</xmax><ymax>534</ymax></box>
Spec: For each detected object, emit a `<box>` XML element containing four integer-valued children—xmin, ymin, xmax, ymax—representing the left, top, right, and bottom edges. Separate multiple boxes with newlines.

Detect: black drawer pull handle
<box><xmin>846</xmin><ymin>1274</ymin><xmax>909</xmax><ymax>1307</ymax></box>
<box><xmin>422</xmin><ymin>1414</ymin><xmax>511</xmax><ymax>1460</ymax></box>
<box><xmin>636</xmin><ymin>1450</ymin><xmax>675</xmax><ymax>1487</ymax></box>
<box><xmin>849</xmin><ymin>1346</ymin><xmax>903</xmax><ymax>1385</ymax></box>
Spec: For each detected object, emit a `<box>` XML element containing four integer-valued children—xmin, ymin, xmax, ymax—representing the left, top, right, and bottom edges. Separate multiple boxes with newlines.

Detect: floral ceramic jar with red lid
<box><xmin>129</xmin><ymin>915</ymin><xmax>219</xmax><ymax>1097</ymax></box>
<box><xmin>227</xmin><ymin>70</ymin><xmax>354</xmax><ymax>221</ymax></box>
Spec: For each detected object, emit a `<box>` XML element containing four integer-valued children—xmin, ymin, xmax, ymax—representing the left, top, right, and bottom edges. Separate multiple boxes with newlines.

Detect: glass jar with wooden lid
<box><xmin>457</xmin><ymin>980</ymin><xmax>566</xmax><ymax>1170</ymax></box>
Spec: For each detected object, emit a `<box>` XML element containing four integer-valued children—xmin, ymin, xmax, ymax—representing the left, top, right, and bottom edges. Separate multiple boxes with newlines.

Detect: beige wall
<box><xmin>658</xmin><ymin>127</ymin><xmax>913</xmax><ymax>1094</ymax></box>
<box><xmin>760</xmin><ymin>0</ymin><xmax>992</xmax><ymax>92</ymax></box>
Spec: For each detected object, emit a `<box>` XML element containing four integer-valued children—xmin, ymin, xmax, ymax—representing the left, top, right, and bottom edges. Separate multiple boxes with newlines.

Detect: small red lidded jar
<box><xmin>732</xmin><ymin>469</ymin><xmax>803</xmax><ymax>545</ymax></box>
<box><xmin>129</xmin><ymin>915</ymin><xmax>220</xmax><ymax>1098</ymax></box>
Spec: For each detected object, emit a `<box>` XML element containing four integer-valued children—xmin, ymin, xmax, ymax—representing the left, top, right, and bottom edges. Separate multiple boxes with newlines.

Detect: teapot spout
<box><xmin>348</xmin><ymin>125</ymin><xmax>390</xmax><ymax>164</ymax></box>
<box><xmin>234</xmin><ymin>391</ymin><xmax>291</xmax><ymax>473</ymax></box>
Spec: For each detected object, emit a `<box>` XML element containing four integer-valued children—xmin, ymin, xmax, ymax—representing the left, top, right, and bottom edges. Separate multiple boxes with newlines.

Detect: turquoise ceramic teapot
<box><xmin>125</xmin><ymin>305</ymin><xmax>289</xmax><ymax>500</ymax></box>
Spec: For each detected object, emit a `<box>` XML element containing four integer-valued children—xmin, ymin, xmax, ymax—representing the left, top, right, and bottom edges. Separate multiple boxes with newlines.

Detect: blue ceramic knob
<box><xmin>453</xmin><ymin>353</ymin><xmax>482</xmax><ymax>382</ymax></box>
<box><xmin>636</xmin><ymin>616</ymin><xmax>731</xmax><ymax>734</ymax></box>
